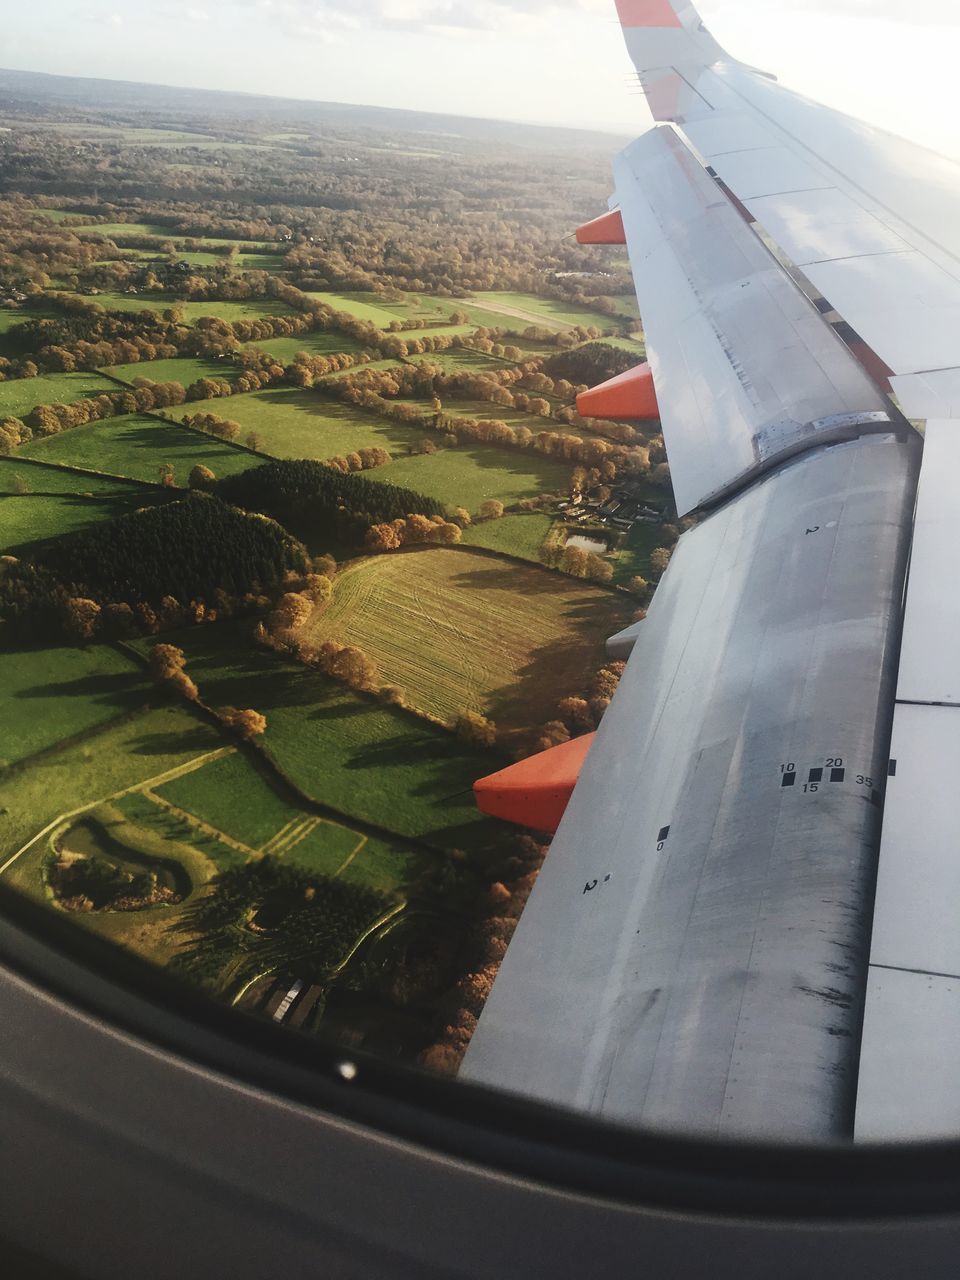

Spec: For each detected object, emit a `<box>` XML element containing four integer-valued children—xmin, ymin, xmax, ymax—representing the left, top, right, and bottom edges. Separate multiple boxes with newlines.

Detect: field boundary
<box><xmin>0</xmin><ymin>453</ymin><xmax>162</xmax><ymax>489</ymax></box>
<box><xmin>114</xmin><ymin>640</ymin><xmax>467</xmax><ymax>858</ymax></box>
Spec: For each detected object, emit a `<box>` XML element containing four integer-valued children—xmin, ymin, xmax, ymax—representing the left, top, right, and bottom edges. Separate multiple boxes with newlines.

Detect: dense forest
<box><xmin>0</xmin><ymin>494</ymin><xmax>310</xmax><ymax>640</ymax></box>
<box><xmin>216</xmin><ymin>459</ymin><xmax>446</xmax><ymax>545</ymax></box>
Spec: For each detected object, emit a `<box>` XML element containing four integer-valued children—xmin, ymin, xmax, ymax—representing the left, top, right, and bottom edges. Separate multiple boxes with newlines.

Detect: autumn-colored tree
<box><xmin>302</xmin><ymin>573</ymin><xmax>333</xmax><ymax>605</ymax></box>
<box><xmin>533</xmin><ymin>719</ymin><xmax>570</xmax><ymax>753</ymax></box>
<box><xmin>478</xmin><ymin>499</ymin><xmax>504</xmax><ymax>521</ymax></box>
<box><xmin>166</xmin><ymin>669</ymin><xmax>199</xmax><ymax>701</ymax></box>
<box><xmin>419</xmin><ymin>1044</ymin><xmax>462</xmax><ymax>1075</ymax></box>
<box><xmin>365</xmin><ymin>522</ymin><xmax>403</xmax><ymax>552</ymax></box>
<box><xmin>158</xmin><ymin>463</ymin><xmax>176</xmax><ymax>488</ymax></box>
<box><xmin>455</xmin><ymin>711</ymin><xmax>498</xmax><ymax>748</ymax></box>
<box><xmin>188</xmin><ymin>464</ymin><xmax>216</xmax><ymax>490</ymax></box>
<box><xmin>628</xmin><ymin>575</ymin><xmax>650</xmax><ymax>598</ymax></box>
<box><xmin>268</xmin><ymin>591</ymin><xmax>313</xmax><ymax>636</ymax></box>
<box><xmin>557</xmin><ymin>696</ymin><xmax>594</xmax><ymax>733</ymax></box>
<box><xmin>63</xmin><ymin>597</ymin><xmax>101</xmax><ymax>642</ymax></box>
<box><xmin>650</xmin><ymin>546</ymin><xmax>673</xmax><ymax>576</ymax></box>
<box><xmin>316</xmin><ymin>642</ymin><xmax>379</xmax><ymax>692</ymax></box>
<box><xmin>560</xmin><ymin>546</ymin><xmax>588</xmax><ymax>578</ymax></box>
<box><xmin>149</xmin><ymin>643</ymin><xmax>186</xmax><ymax>679</ymax></box>
<box><xmin>434</xmin><ymin>521</ymin><xmax>462</xmax><ymax>545</ymax></box>
<box><xmin>586</xmin><ymin>553</ymin><xmax>614</xmax><ymax>584</ymax></box>
<box><xmin>218</xmin><ymin>706</ymin><xmax>267</xmax><ymax>739</ymax></box>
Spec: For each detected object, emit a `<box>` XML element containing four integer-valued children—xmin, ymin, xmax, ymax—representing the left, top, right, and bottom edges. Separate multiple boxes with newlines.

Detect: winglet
<box><xmin>615</xmin><ymin>0</ymin><xmax>683</xmax><ymax>26</ymax></box>
<box><xmin>616</xmin><ymin>0</ymin><xmax>734</xmax><ymax>104</ymax></box>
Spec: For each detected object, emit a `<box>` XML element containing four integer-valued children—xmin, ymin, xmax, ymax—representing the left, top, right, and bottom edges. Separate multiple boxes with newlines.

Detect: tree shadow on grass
<box><xmin>343</xmin><ymin>733</ymin><xmax>451</xmax><ymax>772</ymax></box>
<box><xmin>128</xmin><ymin>726</ymin><xmax>220</xmax><ymax>756</ymax></box>
<box><xmin>15</xmin><ymin>672</ymin><xmax>145</xmax><ymax>703</ymax></box>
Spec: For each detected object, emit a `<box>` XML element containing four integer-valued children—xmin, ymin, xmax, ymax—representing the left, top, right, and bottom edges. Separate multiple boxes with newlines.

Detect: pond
<box><xmin>565</xmin><ymin>534</ymin><xmax>607</xmax><ymax>554</ymax></box>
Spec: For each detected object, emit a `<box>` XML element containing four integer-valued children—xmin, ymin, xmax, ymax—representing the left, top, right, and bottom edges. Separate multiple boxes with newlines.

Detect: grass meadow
<box><xmin>103</xmin><ymin>356</ymin><xmax>242</xmax><ymax>387</ymax></box>
<box><xmin>0</xmin><ymin>490</ymin><xmax>158</xmax><ymax>552</ymax></box>
<box><xmin>460</xmin><ymin>512</ymin><xmax>553</xmax><ymax>561</ymax></box>
<box><xmin>0</xmin><ymin>642</ymin><xmax>148</xmax><ymax>765</ymax></box>
<box><xmin>0</xmin><ymin>371</ymin><xmax>119</xmax><ymax>420</ymax></box>
<box><xmin>18</xmin><ymin>413</ymin><xmax>259</xmax><ymax>485</ymax></box>
<box><xmin>0</xmin><ymin>458</ymin><xmax>155</xmax><ymax>495</ymax></box>
<box><xmin>376</xmin><ymin>443</ymin><xmax>572</xmax><ymax>511</ymax></box>
<box><xmin>217</xmin><ymin>388</ymin><xmax>430</xmax><ymax>459</ymax></box>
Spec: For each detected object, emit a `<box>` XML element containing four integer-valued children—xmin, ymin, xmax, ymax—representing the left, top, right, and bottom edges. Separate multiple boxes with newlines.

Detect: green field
<box><xmin>89</xmin><ymin>293</ymin><xmax>296</xmax><ymax>324</ymax></box>
<box><xmin>428</xmin><ymin>297</ymin><xmax>549</xmax><ymax>332</ymax></box>
<box><xmin>155</xmin><ymin>749</ymin><xmax>427</xmax><ymax>892</ymax></box>
<box><xmin>236</xmin><ymin>254</ymin><xmax>288</xmax><ymax>273</ymax></box>
<box><xmin>0</xmin><ymin>705</ymin><xmax>224</xmax><ymax>882</ymax></box>
<box><xmin>0</xmin><ymin>643</ymin><xmax>148</xmax><ymax>766</ymax></box>
<box><xmin>18</xmin><ymin>413</ymin><xmax>259</xmax><ymax>485</ymax></box>
<box><xmin>304</xmin><ymin>291</ymin><xmax>443</xmax><ymax>329</ymax></box>
<box><xmin>0</xmin><ymin>458</ymin><xmax>154</xmax><ymax>496</ymax></box>
<box><xmin>0</xmin><ymin>306</ymin><xmax>59</xmax><ymax>337</ymax></box>
<box><xmin>76</xmin><ymin>222</ymin><xmax>174</xmax><ymax>238</ymax></box>
<box><xmin>433</xmin><ymin>397</ymin><xmax>562</xmax><ymax>432</ymax></box>
<box><xmin>0</xmin><ymin>490</ymin><xmax>160</xmax><ymax>552</ymax></box>
<box><xmin>469</xmin><ymin>291</ymin><xmax>623</xmax><ymax>330</ymax></box>
<box><xmin>103</xmin><ymin>356</ymin><xmax>241</xmax><ymax>387</ymax></box>
<box><xmin>0</xmin><ymin>371</ymin><xmax>119</xmax><ymax>420</ymax></box>
<box><xmin>611</xmin><ymin>519</ymin><xmax>663</xmax><ymax>584</ymax></box>
<box><xmin>143</xmin><ymin>625</ymin><xmax>507</xmax><ymax>855</ymax></box>
<box><xmin>218</xmin><ymin>388</ymin><xmax>429</xmax><ymax>459</ymax></box>
<box><xmin>241</xmin><ymin>331</ymin><xmax>363</xmax><ymax>363</ymax></box>
<box><xmin>376</xmin><ymin>443</ymin><xmax>572</xmax><ymax>511</ymax></box>
<box><xmin>302</xmin><ymin>548</ymin><xmax>633</xmax><ymax>731</ymax></box>
<box><xmin>73</xmin><ymin>291</ymin><xmax>177</xmax><ymax>315</ymax></box>
<box><xmin>165</xmin><ymin>250</ymin><xmax>288</xmax><ymax>273</ymax></box>
<box><xmin>159</xmin><ymin>749</ymin><xmax>312</xmax><ymax>849</ymax></box>
<box><xmin>178</xmin><ymin>298</ymin><xmax>296</xmax><ymax>323</ymax></box>
<box><xmin>171</xmin><ymin>251</ymin><xmax>223</xmax><ymax>267</ymax></box>
<box><xmin>304</xmin><ymin>291</ymin><xmax>412</xmax><ymax>327</ymax></box>
<box><xmin>461</xmin><ymin>512</ymin><xmax>553</xmax><ymax>560</ymax></box>
<box><xmin>34</xmin><ymin>208</ymin><xmax>79</xmax><ymax>223</ymax></box>
<box><xmin>407</xmin><ymin>350</ymin><xmax>505</xmax><ymax>374</ymax></box>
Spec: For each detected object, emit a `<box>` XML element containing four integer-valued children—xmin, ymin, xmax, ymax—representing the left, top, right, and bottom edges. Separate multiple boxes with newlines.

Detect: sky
<box><xmin>3</xmin><ymin>1</ymin><xmax>959</xmax><ymax>158</ymax></box>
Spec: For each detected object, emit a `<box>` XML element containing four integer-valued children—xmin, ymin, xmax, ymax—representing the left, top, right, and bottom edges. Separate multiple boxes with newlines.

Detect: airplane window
<box><xmin>2</xmin><ymin>0</ymin><xmax>960</xmax><ymax>1182</ymax></box>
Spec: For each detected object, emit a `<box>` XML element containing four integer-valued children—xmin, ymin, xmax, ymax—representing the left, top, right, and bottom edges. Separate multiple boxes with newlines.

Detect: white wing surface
<box><xmin>613</xmin><ymin>125</ymin><xmax>897</xmax><ymax>514</ymax></box>
<box><xmin>462</xmin><ymin>1</ymin><xmax>960</xmax><ymax>1141</ymax></box>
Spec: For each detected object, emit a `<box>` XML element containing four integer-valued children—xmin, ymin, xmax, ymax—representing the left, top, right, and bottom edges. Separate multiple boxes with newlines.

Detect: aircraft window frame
<box><xmin>1</xmin><ymin>879</ymin><xmax>959</xmax><ymax>1224</ymax></box>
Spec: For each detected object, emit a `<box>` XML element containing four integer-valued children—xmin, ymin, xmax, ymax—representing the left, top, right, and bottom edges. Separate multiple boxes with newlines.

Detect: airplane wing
<box><xmin>462</xmin><ymin>1</ymin><xmax>960</xmax><ymax>1141</ymax></box>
